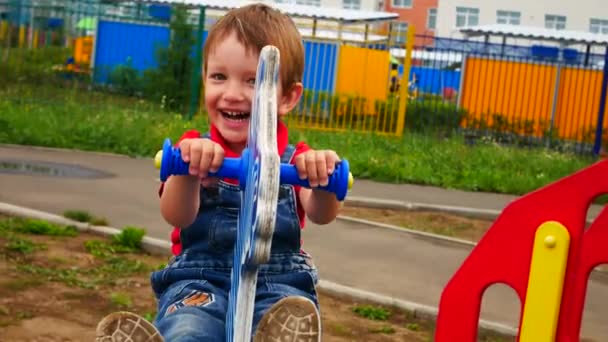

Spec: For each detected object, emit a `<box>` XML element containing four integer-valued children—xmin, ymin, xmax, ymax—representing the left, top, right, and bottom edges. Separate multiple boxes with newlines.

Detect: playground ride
<box><xmin>436</xmin><ymin>159</ymin><xmax>608</xmax><ymax>341</ymax></box>
<box><xmin>51</xmin><ymin>36</ymin><xmax>94</xmax><ymax>79</ymax></box>
<box><xmin>155</xmin><ymin>45</ymin><xmax>353</xmax><ymax>342</ymax></box>
<box><xmin>154</xmin><ymin>44</ymin><xmax>607</xmax><ymax>342</ymax></box>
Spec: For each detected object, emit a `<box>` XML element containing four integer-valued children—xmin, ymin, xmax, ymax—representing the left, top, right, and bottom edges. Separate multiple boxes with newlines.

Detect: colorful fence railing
<box><xmin>459</xmin><ymin>56</ymin><xmax>608</xmax><ymax>150</ymax></box>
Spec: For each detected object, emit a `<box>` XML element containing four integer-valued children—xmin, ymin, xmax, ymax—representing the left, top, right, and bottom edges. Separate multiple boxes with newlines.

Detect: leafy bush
<box><xmin>405</xmin><ymin>99</ymin><xmax>467</xmax><ymax>133</ymax></box>
<box><xmin>373</xmin><ymin>96</ymin><xmax>466</xmax><ymax>135</ymax></box>
<box><xmin>0</xmin><ymin>47</ymin><xmax>72</xmax><ymax>85</ymax></box>
<box><xmin>112</xmin><ymin>226</ymin><xmax>146</xmax><ymax>250</ymax></box>
<box><xmin>63</xmin><ymin>210</ymin><xmax>92</xmax><ymax>223</ymax></box>
<box><xmin>108</xmin><ymin>58</ymin><xmax>142</xmax><ymax>96</ymax></box>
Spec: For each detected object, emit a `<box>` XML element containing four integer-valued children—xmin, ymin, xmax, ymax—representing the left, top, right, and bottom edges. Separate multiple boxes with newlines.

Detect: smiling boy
<box><xmin>96</xmin><ymin>3</ymin><xmax>343</xmax><ymax>342</ymax></box>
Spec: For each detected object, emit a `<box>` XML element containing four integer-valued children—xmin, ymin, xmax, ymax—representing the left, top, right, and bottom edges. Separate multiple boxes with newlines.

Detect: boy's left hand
<box><xmin>293</xmin><ymin>150</ymin><xmax>341</xmax><ymax>188</ymax></box>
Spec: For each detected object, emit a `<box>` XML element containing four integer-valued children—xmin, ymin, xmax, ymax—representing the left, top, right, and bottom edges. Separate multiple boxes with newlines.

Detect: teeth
<box><xmin>224</xmin><ymin>111</ymin><xmax>248</xmax><ymax>116</ymax></box>
<box><xmin>221</xmin><ymin>110</ymin><xmax>250</xmax><ymax>121</ymax></box>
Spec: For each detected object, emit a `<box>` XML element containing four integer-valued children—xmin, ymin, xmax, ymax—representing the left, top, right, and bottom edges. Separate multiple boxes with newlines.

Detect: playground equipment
<box><xmin>155</xmin><ymin>45</ymin><xmax>353</xmax><ymax>342</ymax></box>
<box><xmin>73</xmin><ymin>36</ymin><xmax>93</xmax><ymax>66</ymax></box>
<box><xmin>436</xmin><ymin>158</ymin><xmax>608</xmax><ymax>341</ymax></box>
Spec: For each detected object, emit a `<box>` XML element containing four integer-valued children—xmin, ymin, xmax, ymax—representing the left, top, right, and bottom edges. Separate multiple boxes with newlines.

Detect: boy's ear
<box><xmin>278</xmin><ymin>82</ymin><xmax>303</xmax><ymax>116</ymax></box>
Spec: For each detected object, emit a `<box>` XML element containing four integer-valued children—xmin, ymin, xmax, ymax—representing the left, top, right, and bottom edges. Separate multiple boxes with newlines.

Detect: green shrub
<box><xmin>63</xmin><ymin>210</ymin><xmax>92</xmax><ymax>223</ymax></box>
<box><xmin>108</xmin><ymin>58</ymin><xmax>142</xmax><ymax>96</ymax></box>
<box><xmin>112</xmin><ymin>226</ymin><xmax>146</xmax><ymax>250</ymax></box>
<box><xmin>405</xmin><ymin>99</ymin><xmax>467</xmax><ymax>133</ymax></box>
<box><xmin>140</xmin><ymin>4</ymin><xmax>195</xmax><ymax>112</ymax></box>
<box><xmin>0</xmin><ymin>47</ymin><xmax>72</xmax><ymax>85</ymax></box>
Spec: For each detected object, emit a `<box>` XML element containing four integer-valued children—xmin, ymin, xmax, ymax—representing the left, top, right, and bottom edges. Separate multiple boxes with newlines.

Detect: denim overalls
<box><xmin>150</xmin><ymin>142</ymin><xmax>319</xmax><ymax>342</ymax></box>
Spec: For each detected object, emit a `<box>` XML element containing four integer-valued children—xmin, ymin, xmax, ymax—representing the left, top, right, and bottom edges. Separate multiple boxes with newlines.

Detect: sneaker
<box><xmin>96</xmin><ymin>311</ymin><xmax>164</xmax><ymax>342</ymax></box>
<box><xmin>253</xmin><ymin>296</ymin><xmax>321</xmax><ymax>342</ymax></box>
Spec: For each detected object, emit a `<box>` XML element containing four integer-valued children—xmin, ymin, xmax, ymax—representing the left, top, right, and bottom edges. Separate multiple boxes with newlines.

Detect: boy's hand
<box><xmin>179</xmin><ymin>138</ymin><xmax>225</xmax><ymax>184</ymax></box>
<box><xmin>294</xmin><ymin>150</ymin><xmax>341</xmax><ymax>188</ymax></box>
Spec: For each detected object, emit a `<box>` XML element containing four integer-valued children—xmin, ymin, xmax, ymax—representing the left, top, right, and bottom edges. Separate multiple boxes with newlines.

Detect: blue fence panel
<box><xmin>410</xmin><ymin>66</ymin><xmax>461</xmax><ymax>95</ymax></box>
<box><xmin>195</xmin><ymin>29</ymin><xmax>208</xmax><ymax>57</ymax></box>
<box><xmin>302</xmin><ymin>40</ymin><xmax>337</xmax><ymax>93</ymax></box>
<box><xmin>94</xmin><ymin>20</ymin><xmax>170</xmax><ymax>83</ymax></box>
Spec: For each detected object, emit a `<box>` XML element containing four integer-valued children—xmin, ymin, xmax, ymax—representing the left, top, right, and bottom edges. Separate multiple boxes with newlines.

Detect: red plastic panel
<box><xmin>435</xmin><ymin>160</ymin><xmax>608</xmax><ymax>341</ymax></box>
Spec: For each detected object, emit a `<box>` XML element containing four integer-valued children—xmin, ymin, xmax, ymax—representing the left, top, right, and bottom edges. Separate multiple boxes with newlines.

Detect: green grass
<box><xmin>405</xmin><ymin>323</ymin><xmax>420</xmax><ymax>331</ymax></box>
<box><xmin>110</xmin><ymin>292</ymin><xmax>133</xmax><ymax>308</ymax></box>
<box><xmin>369</xmin><ymin>325</ymin><xmax>396</xmax><ymax>334</ymax></box>
<box><xmin>5</xmin><ymin>236</ymin><xmax>46</xmax><ymax>254</ymax></box>
<box><xmin>63</xmin><ymin>210</ymin><xmax>92</xmax><ymax>223</ymax></box>
<box><xmin>0</xmin><ymin>83</ymin><xmax>597</xmax><ymax>196</ymax></box>
<box><xmin>63</xmin><ymin>209</ymin><xmax>110</xmax><ymax>226</ymax></box>
<box><xmin>0</xmin><ymin>218</ymin><xmax>78</xmax><ymax>237</ymax></box>
<box><xmin>0</xmin><ymin>216</ymin><xmax>152</xmax><ymax>290</ymax></box>
<box><xmin>143</xmin><ymin>311</ymin><xmax>157</xmax><ymax>322</ymax></box>
<box><xmin>352</xmin><ymin>305</ymin><xmax>391</xmax><ymax>321</ymax></box>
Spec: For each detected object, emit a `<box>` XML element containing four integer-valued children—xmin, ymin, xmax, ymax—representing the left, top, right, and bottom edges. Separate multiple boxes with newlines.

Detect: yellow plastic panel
<box><xmin>520</xmin><ymin>221</ymin><xmax>570</xmax><ymax>342</ymax></box>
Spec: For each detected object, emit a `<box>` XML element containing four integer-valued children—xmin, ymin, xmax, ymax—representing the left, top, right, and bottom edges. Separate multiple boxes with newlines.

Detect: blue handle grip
<box><xmin>157</xmin><ymin>138</ymin><xmax>352</xmax><ymax>201</ymax></box>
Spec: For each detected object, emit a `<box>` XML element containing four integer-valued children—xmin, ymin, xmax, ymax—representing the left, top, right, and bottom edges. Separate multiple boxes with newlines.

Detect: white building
<box><xmin>275</xmin><ymin>0</ymin><xmax>379</xmax><ymax>11</ymax></box>
<box><xmin>436</xmin><ymin>0</ymin><xmax>608</xmax><ymax>40</ymax></box>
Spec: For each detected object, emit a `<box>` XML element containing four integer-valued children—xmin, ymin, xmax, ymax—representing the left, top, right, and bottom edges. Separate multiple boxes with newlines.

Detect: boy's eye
<box><xmin>247</xmin><ymin>78</ymin><xmax>256</xmax><ymax>85</ymax></box>
<box><xmin>209</xmin><ymin>73</ymin><xmax>226</xmax><ymax>80</ymax></box>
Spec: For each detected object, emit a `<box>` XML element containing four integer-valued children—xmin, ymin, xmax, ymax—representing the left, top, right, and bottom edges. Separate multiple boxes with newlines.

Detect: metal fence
<box><xmin>1</xmin><ymin>0</ymin><xmax>607</xmax><ymax>154</ymax></box>
<box><xmin>0</xmin><ymin>0</ymin><xmax>411</xmax><ymax>136</ymax></box>
<box><xmin>399</xmin><ymin>33</ymin><xmax>608</xmax><ymax>154</ymax></box>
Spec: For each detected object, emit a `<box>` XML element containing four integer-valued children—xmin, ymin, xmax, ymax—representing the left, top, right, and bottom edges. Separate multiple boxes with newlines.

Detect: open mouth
<box><xmin>221</xmin><ymin>110</ymin><xmax>250</xmax><ymax>121</ymax></box>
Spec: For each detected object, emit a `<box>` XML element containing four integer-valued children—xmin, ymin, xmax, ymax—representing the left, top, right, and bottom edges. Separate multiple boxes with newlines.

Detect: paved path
<box><xmin>1</xmin><ymin>144</ymin><xmax>607</xmax><ymax>339</ymax></box>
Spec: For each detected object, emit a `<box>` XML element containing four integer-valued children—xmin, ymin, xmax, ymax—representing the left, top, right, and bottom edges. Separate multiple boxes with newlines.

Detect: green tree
<box><xmin>143</xmin><ymin>4</ymin><xmax>195</xmax><ymax>112</ymax></box>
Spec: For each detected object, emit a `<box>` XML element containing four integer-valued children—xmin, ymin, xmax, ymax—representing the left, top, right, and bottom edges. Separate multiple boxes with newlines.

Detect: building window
<box><xmin>545</xmin><ymin>14</ymin><xmax>566</xmax><ymax>30</ymax></box>
<box><xmin>391</xmin><ymin>0</ymin><xmax>412</xmax><ymax>9</ymax></box>
<box><xmin>590</xmin><ymin>18</ymin><xmax>608</xmax><ymax>34</ymax></box>
<box><xmin>343</xmin><ymin>0</ymin><xmax>360</xmax><ymax>10</ymax></box>
<box><xmin>393</xmin><ymin>22</ymin><xmax>408</xmax><ymax>44</ymax></box>
<box><xmin>456</xmin><ymin>7</ymin><xmax>479</xmax><ymax>28</ymax></box>
<box><xmin>497</xmin><ymin>10</ymin><xmax>520</xmax><ymax>25</ymax></box>
<box><xmin>427</xmin><ymin>8</ymin><xmax>437</xmax><ymax>30</ymax></box>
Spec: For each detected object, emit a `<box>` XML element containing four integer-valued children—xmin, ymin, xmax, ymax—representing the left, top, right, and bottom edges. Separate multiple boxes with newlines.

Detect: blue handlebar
<box><xmin>157</xmin><ymin>138</ymin><xmax>352</xmax><ymax>201</ymax></box>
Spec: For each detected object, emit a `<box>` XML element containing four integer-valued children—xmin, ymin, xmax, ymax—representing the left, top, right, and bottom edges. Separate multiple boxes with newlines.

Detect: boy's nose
<box><xmin>223</xmin><ymin>82</ymin><xmax>245</xmax><ymax>101</ymax></box>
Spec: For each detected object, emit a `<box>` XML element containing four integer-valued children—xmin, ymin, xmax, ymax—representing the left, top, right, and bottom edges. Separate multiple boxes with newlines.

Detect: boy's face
<box><xmin>204</xmin><ymin>31</ymin><xmax>302</xmax><ymax>152</ymax></box>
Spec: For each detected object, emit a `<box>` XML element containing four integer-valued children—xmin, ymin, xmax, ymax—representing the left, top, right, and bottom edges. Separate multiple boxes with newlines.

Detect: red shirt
<box><xmin>159</xmin><ymin>121</ymin><xmax>310</xmax><ymax>255</ymax></box>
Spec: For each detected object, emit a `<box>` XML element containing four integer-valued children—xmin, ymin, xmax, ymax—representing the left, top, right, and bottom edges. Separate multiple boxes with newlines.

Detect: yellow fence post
<box><xmin>33</xmin><ymin>30</ymin><xmax>39</xmax><ymax>49</ymax></box>
<box><xmin>396</xmin><ymin>25</ymin><xmax>415</xmax><ymax>137</ymax></box>
<box><xmin>0</xmin><ymin>21</ymin><xmax>7</xmax><ymax>41</ymax></box>
<box><xmin>19</xmin><ymin>25</ymin><xmax>26</xmax><ymax>48</ymax></box>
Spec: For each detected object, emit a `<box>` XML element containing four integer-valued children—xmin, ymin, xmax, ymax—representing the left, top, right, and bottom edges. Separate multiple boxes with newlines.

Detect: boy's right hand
<box><xmin>179</xmin><ymin>138</ymin><xmax>225</xmax><ymax>181</ymax></box>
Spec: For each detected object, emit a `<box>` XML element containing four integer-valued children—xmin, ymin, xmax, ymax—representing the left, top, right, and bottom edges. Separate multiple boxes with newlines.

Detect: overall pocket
<box><xmin>208</xmin><ymin>207</ymin><xmax>238</xmax><ymax>252</ymax></box>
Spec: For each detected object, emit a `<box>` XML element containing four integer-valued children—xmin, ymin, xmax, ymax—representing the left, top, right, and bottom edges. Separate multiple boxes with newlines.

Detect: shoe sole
<box><xmin>96</xmin><ymin>311</ymin><xmax>164</xmax><ymax>342</ymax></box>
<box><xmin>253</xmin><ymin>297</ymin><xmax>321</xmax><ymax>342</ymax></box>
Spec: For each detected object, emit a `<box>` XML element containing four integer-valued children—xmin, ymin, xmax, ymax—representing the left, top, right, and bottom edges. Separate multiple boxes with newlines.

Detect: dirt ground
<box><xmin>0</xmin><ymin>216</ymin><xmax>443</xmax><ymax>342</ymax></box>
<box><xmin>340</xmin><ymin>206</ymin><xmax>493</xmax><ymax>243</ymax></box>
